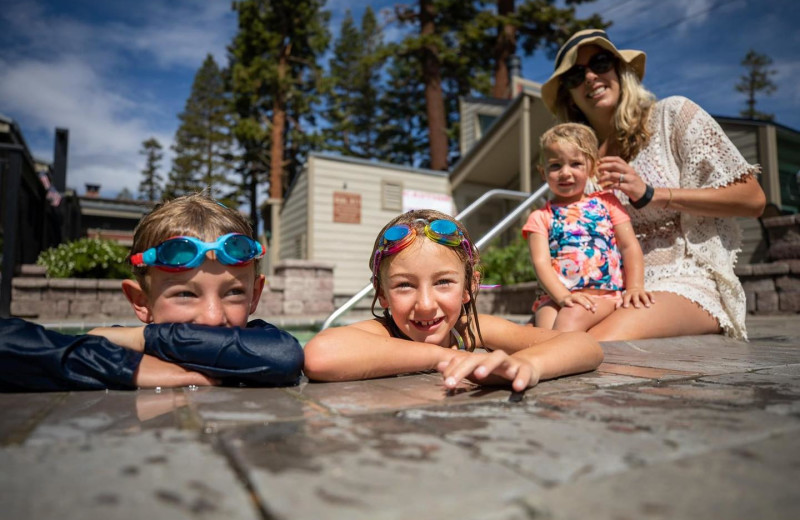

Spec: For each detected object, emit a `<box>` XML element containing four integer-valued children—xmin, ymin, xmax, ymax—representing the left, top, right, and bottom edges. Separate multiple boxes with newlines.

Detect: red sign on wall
<box><xmin>333</xmin><ymin>191</ymin><xmax>361</xmax><ymax>224</ymax></box>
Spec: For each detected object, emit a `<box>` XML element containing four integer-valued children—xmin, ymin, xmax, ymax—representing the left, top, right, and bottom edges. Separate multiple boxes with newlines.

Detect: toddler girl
<box><xmin>524</xmin><ymin>123</ymin><xmax>653</xmax><ymax>332</ymax></box>
<box><xmin>305</xmin><ymin>209</ymin><xmax>603</xmax><ymax>391</ymax></box>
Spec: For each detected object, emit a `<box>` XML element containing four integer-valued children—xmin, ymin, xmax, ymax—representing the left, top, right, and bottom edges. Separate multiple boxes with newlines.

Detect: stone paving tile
<box><xmin>0</xmin><ymin>429</ymin><xmax>260</xmax><ymax>520</ymax></box>
<box><xmin>219</xmin><ymin>413</ymin><xmax>538</xmax><ymax>520</ymax></box>
<box><xmin>22</xmin><ymin>389</ymin><xmax>192</xmax><ymax>445</ymax></box>
<box><xmin>0</xmin><ymin>392</ymin><xmax>67</xmax><ymax>445</ymax></box>
<box><xmin>519</xmin><ymin>430</ymin><xmax>800</xmax><ymax>520</ymax></box>
<box><xmin>186</xmin><ymin>385</ymin><xmax>324</xmax><ymax>431</ymax></box>
<box><xmin>292</xmin><ymin>372</ymin><xmax>514</xmax><ymax>415</ymax></box>
<box><xmin>600</xmin><ymin>335</ymin><xmax>799</xmax><ymax>373</ymax></box>
<box><xmin>392</xmin><ymin>380</ymin><xmax>800</xmax><ymax>488</ymax></box>
<box><xmin>635</xmin><ymin>364</ymin><xmax>800</xmax><ymax>413</ymax></box>
<box><xmin>596</xmin><ymin>362</ymin><xmax>700</xmax><ymax>381</ymax></box>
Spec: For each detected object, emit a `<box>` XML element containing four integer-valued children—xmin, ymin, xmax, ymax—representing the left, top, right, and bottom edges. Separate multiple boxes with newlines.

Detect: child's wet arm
<box><xmin>87</xmin><ymin>326</ymin><xmax>146</xmax><ymax>352</ymax></box>
<box><xmin>511</xmin><ymin>331</ymin><xmax>604</xmax><ymax>381</ymax></box>
<box><xmin>304</xmin><ymin>325</ymin><xmax>452</xmax><ymax>381</ymax></box>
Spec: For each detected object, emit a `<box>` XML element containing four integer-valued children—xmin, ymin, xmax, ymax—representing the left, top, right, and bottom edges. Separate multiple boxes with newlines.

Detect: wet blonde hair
<box><xmin>368</xmin><ymin>209</ymin><xmax>483</xmax><ymax>350</ymax></box>
<box><xmin>540</xmin><ymin>122</ymin><xmax>600</xmax><ymax>178</ymax></box>
<box><xmin>130</xmin><ymin>192</ymin><xmax>258</xmax><ymax>292</ymax></box>
<box><xmin>553</xmin><ymin>58</ymin><xmax>655</xmax><ymax>161</ymax></box>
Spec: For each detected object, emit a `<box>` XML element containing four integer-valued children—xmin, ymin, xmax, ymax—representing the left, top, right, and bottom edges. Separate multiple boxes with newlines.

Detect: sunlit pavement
<box><xmin>1</xmin><ymin>315</ymin><xmax>798</xmax><ymax>519</ymax></box>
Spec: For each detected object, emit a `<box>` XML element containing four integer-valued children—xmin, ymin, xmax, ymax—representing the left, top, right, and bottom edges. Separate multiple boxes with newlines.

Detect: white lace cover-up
<box><xmin>620</xmin><ymin>96</ymin><xmax>759</xmax><ymax>340</ymax></box>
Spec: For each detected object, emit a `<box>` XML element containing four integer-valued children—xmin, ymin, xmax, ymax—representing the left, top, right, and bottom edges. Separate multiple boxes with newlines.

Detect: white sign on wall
<box><xmin>402</xmin><ymin>189</ymin><xmax>455</xmax><ymax>215</ymax></box>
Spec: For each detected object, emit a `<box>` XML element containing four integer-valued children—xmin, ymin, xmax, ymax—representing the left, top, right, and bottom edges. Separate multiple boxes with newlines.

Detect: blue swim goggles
<box><xmin>131</xmin><ymin>233</ymin><xmax>264</xmax><ymax>271</ymax></box>
<box><xmin>372</xmin><ymin>219</ymin><xmax>473</xmax><ymax>281</ymax></box>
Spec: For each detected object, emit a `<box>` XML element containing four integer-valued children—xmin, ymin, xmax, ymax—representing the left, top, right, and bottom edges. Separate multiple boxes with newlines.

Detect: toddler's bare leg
<box><xmin>553</xmin><ymin>297</ymin><xmax>618</xmax><ymax>332</ymax></box>
<box><xmin>534</xmin><ymin>303</ymin><xmax>559</xmax><ymax>329</ymax></box>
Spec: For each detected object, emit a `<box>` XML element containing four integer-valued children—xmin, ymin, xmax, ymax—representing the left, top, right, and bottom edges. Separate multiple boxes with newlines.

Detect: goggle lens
<box><xmin>157</xmin><ymin>239</ymin><xmax>198</xmax><ymax>267</ymax></box>
<box><xmin>561</xmin><ymin>52</ymin><xmax>616</xmax><ymax>90</ymax></box>
<box><xmin>225</xmin><ymin>234</ymin><xmax>258</xmax><ymax>261</ymax></box>
<box><xmin>383</xmin><ymin>225</ymin><xmax>411</xmax><ymax>242</ymax></box>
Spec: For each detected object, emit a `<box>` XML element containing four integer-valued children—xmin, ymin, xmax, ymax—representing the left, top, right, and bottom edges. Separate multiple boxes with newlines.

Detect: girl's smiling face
<box><xmin>542</xmin><ymin>140</ymin><xmax>593</xmax><ymax>204</ymax></box>
<box><xmin>377</xmin><ymin>238</ymin><xmax>470</xmax><ymax>347</ymax></box>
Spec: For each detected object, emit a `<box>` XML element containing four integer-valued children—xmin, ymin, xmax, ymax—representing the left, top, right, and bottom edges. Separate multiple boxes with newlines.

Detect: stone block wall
<box><xmin>736</xmin><ymin>260</ymin><xmax>800</xmax><ymax>314</ymax></box>
<box><xmin>10</xmin><ymin>260</ymin><xmax>335</xmax><ymax>323</ymax></box>
<box><xmin>475</xmin><ymin>281</ymin><xmax>542</xmax><ymax>316</ymax></box>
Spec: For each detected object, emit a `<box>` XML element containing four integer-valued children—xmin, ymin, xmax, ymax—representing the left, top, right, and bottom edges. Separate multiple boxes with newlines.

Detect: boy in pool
<box><xmin>0</xmin><ymin>193</ymin><xmax>303</xmax><ymax>391</ymax></box>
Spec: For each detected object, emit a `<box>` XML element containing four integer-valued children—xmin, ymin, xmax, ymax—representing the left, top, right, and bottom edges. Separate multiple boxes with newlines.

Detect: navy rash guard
<box><xmin>0</xmin><ymin>318</ymin><xmax>303</xmax><ymax>392</ymax></box>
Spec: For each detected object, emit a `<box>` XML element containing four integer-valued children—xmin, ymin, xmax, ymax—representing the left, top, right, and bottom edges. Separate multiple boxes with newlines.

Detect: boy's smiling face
<box><xmin>123</xmin><ymin>261</ymin><xmax>265</xmax><ymax>328</ymax></box>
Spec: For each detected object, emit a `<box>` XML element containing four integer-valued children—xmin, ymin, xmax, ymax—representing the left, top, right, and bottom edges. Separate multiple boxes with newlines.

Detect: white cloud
<box><xmin>0</xmin><ymin>55</ymin><xmax>173</xmax><ymax>194</ymax></box>
<box><xmin>0</xmin><ymin>0</ymin><xmax>237</xmax><ymax>197</ymax></box>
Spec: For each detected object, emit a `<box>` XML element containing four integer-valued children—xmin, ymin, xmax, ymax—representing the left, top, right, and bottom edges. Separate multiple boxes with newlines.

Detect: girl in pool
<box><xmin>304</xmin><ymin>209</ymin><xmax>603</xmax><ymax>391</ymax></box>
<box><xmin>524</xmin><ymin>122</ymin><xmax>653</xmax><ymax>332</ymax></box>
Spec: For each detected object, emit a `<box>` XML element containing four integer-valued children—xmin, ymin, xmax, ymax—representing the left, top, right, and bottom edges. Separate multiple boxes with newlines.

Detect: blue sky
<box><xmin>1</xmin><ymin>0</ymin><xmax>798</xmax><ymax>199</ymax></box>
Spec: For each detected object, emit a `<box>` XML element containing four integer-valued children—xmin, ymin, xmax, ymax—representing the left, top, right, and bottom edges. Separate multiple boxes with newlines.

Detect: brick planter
<box><xmin>11</xmin><ymin>260</ymin><xmax>335</xmax><ymax>323</ymax></box>
<box><xmin>737</xmin><ymin>260</ymin><xmax>800</xmax><ymax>314</ymax></box>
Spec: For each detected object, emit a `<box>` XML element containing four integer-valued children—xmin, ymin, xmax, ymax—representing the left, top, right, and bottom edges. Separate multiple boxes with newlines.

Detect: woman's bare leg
<box><xmin>588</xmin><ymin>292</ymin><xmax>721</xmax><ymax>341</ymax></box>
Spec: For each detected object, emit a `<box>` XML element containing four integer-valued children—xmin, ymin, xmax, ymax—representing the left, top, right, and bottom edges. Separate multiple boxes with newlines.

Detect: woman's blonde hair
<box><xmin>553</xmin><ymin>59</ymin><xmax>655</xmax><ymax>161</ymax></box>
<box><xmin>368</xmin><ymin>209</ymin><xmax>483</xmax><ymax>350</ymax></box>
<box><xmin>130</xmin><ymin>192</ymin><xmax>258</xmax><ymax>290</ymax></box>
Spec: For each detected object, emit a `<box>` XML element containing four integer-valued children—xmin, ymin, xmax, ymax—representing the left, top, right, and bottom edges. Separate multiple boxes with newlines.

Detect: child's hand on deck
<box><xmin>620</xmin><ymin>288</ymin><xmax>655</xmax><ymax>309</ymax></box>
<box><xmin>134</xmin><ymin>355</ymin><xmax>218</xmax><ymax>388</ymax></box>
<box><xmin>437</xmin><ymin>350</ymin><xmax>541</xmax><ymax>393</ymax></box>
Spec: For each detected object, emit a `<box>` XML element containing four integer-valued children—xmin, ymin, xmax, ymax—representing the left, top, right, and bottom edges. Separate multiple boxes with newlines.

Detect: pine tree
<box><xmin>376</xmin><ymin>52</ymin><xmax>429</xmax><ymax>167</ymax></box>
<box><xmin>322</xmin><ymin>7</ymin><xmax>385</xmax><ymax>158</ymax></box>
<box><xmin>391</xmin><ymin>0</ymin><xmax>605</xmax><ymax>169</ymax></box>
<box><xmin>487</xmin><ymin>0</ymin><xmax>606</xmax><ymax>99</ymax></box>
<box><xmin>736</xmin><ymin>49</ymin><xmax>777</xmax><ymax>121</ymax></box>
<box><xmin>138</xmin><ymin>137</ymin><xmax>163</xmax><ymax>202</ymax></box>
<box><xmin>229</xmin><ymin>0</ymin><xmax>330</xmax><ymax>230</ymax></box>
<box><xmin>165</xmin><ymin>54</ymin><xmax>236</xmax><ymax>204</ymax></box>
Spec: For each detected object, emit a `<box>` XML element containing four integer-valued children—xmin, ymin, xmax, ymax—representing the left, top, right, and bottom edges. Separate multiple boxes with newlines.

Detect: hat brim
<box><xmin>541</xmin><ymin>35</ymin><xmax>646</xmax><ymax>114</ymax></box>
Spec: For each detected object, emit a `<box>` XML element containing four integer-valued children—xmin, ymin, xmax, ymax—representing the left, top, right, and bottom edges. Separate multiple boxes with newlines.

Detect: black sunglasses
<box><xmin>560</xmin><ymin>52</ymin><xmax>617</xmax><ymax>90</ymax></box>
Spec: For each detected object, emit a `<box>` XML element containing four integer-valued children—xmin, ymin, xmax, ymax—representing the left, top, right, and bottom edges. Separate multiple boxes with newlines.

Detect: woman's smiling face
<box><xmin>377</xmin><ymin>238</ymin><xmax>470</xmax><ymax>347</ymax></box>
<box><xmin>568</xmin><ymin>45</ymin><xmax>621</xmax><ymax>119</ymax></box>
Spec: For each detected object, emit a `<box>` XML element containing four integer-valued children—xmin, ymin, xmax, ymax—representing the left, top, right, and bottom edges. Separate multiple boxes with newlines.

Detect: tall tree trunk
<box><xmin>420</xmin><ymin>0</ymin><xmax>448</xmax><ymax>171</ymax></box>
<box><xmin>270</xmin><ymin>53</ymin><xmax>288</xmax><ymax>199</ymax></box>
<box><xmin>492</xmin><ymin>0</ymin><xmax>517</xmax><ymax>99</ymax></box>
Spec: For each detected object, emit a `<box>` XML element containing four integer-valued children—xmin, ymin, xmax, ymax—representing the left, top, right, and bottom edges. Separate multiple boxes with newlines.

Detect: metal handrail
<box><xmin>320</xmin><ymin>185</ymin><xmax>550</xmax><ymax>329</ymax></box>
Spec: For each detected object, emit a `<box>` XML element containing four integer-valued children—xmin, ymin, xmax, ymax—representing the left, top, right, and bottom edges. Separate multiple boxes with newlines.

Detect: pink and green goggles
<box><xmin>131</xmin><ymin>233</ymin><xmax>264</xmax><ymax>271</ymax></box>
<box><xmin>372</xmin><ymin>219</ymin><xmax>473</xmax><ymax>281</ymax></box>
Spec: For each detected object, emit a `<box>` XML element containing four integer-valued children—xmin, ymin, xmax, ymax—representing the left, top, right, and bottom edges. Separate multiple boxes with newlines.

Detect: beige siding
<box><xmin>279</xmin><ymin>169</ymin><xmax>309</xmax><ymax>261</ymax></box>
<box><xmin>308</xmin><ymin>156</ymin><xmax>450</xmax><ymax>296</ymax></box>
<box><xmin>737</xmin><ymin>216</ymin><xmax>769</xmax><ymax>265</ymax></box>
<box><xmin>723</xmin><ymin>126</ymin><xmax>759</xmax><ymax>163</ymax></box>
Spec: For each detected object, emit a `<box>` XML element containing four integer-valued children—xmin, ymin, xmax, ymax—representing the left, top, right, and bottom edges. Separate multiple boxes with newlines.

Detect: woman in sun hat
<box><xmin>540</xmin><ymin>28</ymin><xmax>765</xmax><ymax>341</ymax></box>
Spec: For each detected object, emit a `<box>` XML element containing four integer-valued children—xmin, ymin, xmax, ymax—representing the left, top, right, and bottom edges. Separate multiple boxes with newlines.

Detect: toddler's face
<box><xmin>141</xmin><ymin>261</ymin><xmax>264</xmax><ymax>327</ymax></box>
<box><xmin>378</xmin><ymin>238</ymin><xmax>470</xmax><ymax>347</ymax></box>
<box><xmin>541</xmin><ymin>141</ymin><xmax>593</xmax><ymax>204</ymax></box>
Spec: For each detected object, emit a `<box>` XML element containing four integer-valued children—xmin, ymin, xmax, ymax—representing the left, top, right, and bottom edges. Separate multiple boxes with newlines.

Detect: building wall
<box><xmin>279</xmin><ymin>168</ymin><xmax>310</xmax><ymax>261</ymax></box>
<box><xmin>298</xmin><ymin>155</ymin><xmax>450</xmax><ymax>296</ymax></box>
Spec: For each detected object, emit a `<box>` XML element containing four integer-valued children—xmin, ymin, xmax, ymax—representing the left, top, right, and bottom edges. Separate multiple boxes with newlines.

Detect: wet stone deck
<box><xmin>1</xmin><ymin>315</ymin><xmax>799</xmax><ymax>520</ymax></box>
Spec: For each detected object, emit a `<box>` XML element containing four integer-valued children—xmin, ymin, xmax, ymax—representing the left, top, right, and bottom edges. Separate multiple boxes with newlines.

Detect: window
<box><xmin>382</xmin><ymin>181</ymin><xmax>403</xmax><ymax>211</ymax></box>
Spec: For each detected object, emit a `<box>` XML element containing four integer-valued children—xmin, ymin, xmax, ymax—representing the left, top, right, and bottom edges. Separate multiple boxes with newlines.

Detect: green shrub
<box><xmin>480</xmin><ymin>234</ymin><xmax>537</xmax><ymax>286</ymax></box>
<box><xmin>37</xmin><ymin>238</ymin><xmax>131</xmax><ymax>279</ymax></box>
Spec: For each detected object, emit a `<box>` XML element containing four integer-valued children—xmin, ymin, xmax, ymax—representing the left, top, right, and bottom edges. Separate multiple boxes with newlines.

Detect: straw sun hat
<box><xmin>541</xmin><ymin>29</ymin><xmax>646</xmax><ymax>114</ymax></box>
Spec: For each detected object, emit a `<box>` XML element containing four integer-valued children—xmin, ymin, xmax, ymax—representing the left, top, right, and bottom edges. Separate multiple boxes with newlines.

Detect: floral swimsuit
<box><xmin>523</xmin><ymin>192</ymin><xmax>629</xmax><ymax>311</ymax></box>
